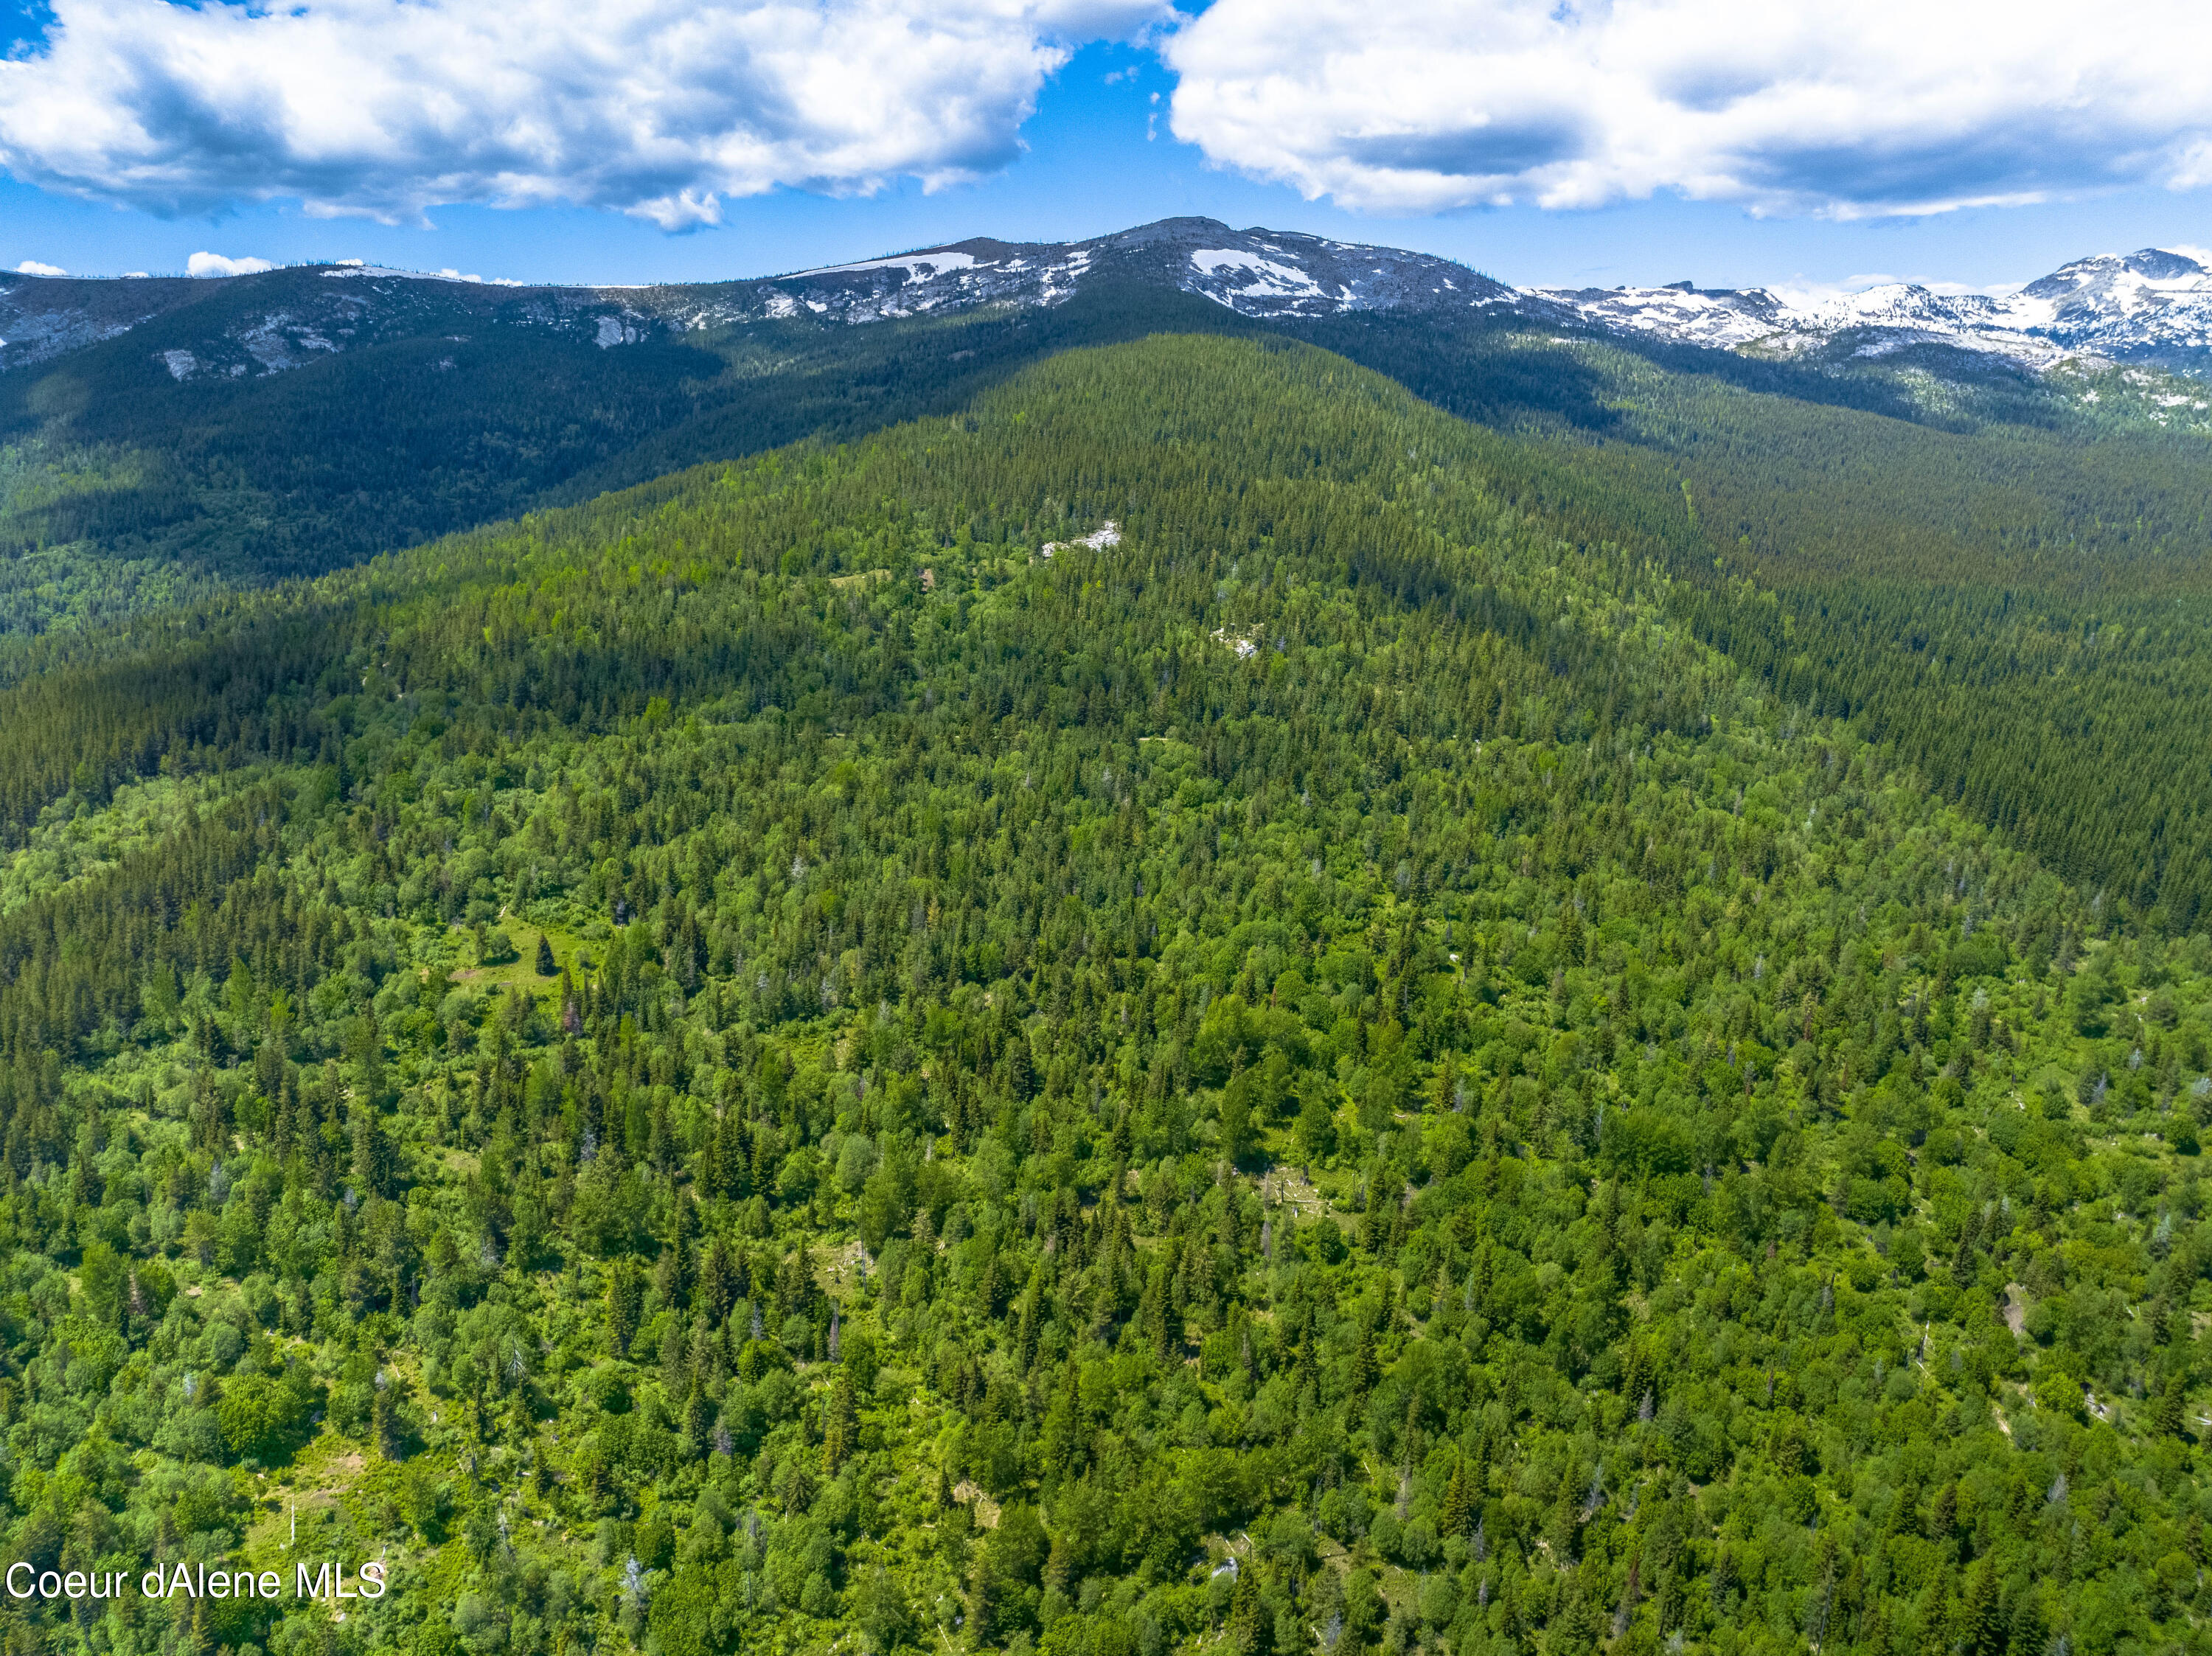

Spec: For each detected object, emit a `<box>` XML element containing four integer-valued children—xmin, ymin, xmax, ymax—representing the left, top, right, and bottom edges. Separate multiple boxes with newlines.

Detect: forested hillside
<box><xmin>15</xmin><ymin>268</ymin><xmax>2212</xmax><ymax>941</ymax></box>
<box><xmin>0</xmin><ymin>335</ymin><xmax>2205</xmax><ymax>1656</ymax></box>
<box><xmin>0</xmin><ymin>282</ymin><xmax>1257</xmax><ymax>641</ymax></box>
<box><xmin>1289</xmin><ymin>319</ymin><xmax>2212</xmax><ymax>932</ymax></box>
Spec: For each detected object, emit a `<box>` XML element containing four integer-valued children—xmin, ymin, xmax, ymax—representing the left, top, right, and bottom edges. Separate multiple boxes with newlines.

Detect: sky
<box><xmin>4</xmin><ymin>0</ymin><xmax>2212</xmax><ymax>296</ymax></box>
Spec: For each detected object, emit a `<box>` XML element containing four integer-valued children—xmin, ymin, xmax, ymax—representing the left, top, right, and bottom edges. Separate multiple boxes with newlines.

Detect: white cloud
<box><xmin>1164</xmin><ymin>0</ymin><xmax>2212</xmax><ymax>218</ymax></box>
<box><xmin>187</xmin><ymin>251</ymin><xmax>277</xmax><ymax>277</ymax></box>
<box><xmin>15</xmin><ymin>260</ymin><xmax>67</xmax><ymax>276</ymax></box>
<box><xmin>0</xmin><ymin>0</ymin><xmax>1167</xmax><ymax>229</ymax></box>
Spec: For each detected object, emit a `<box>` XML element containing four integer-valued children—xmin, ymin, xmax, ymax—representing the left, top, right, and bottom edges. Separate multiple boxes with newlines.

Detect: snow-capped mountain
<box><xmin>617</xmin><ymin>216</ymin><xmax>1514</xmax><ymax>327</ymax></box>
<box><xmin>658</xmin><ymin>225</ymin><xmax>2212</xmax><ymax>369</ymax></box>
<box><xmin>0</xmin><ymin>218</ymin><xmax>1507</xmax><ymax>378</ymax></box>
<box><xmin>1531</xmin><ymin>248</ymin><xmax>2212</xmax><ymax>372</ymax></box>
<box><xmin>6</xmin><ymin>219</ymin><xmax>2211</xmax><ymax>386</ymax></box>
<box><xmin>2008</xmin><ymin>249</ymin><xmax>2212</xmax><ymax>359</ymax></box>
<box><xmin>0</xmin><ymin>262</ymin><xmax>679</xmax><ymax>378</ymax></box>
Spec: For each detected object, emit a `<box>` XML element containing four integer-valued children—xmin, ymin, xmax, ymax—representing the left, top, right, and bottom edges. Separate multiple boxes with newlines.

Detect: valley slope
<box><xmin>0</xmin><ymin>336</ymin><xmax>2202</xmax><ymax>1656</ymax></box>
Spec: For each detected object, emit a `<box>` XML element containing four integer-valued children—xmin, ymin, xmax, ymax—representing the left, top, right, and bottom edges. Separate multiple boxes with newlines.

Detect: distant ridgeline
<box><xmin>0</xmin><ymin>338</ymin><xmax>2200</xmax><ymax>1656</ymax></box>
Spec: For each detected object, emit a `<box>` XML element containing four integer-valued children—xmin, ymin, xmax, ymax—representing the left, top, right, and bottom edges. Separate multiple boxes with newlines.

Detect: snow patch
<box><xmin>1040</xmin><ymin>521</ymin><xmax>1121</xmax><ymax>559</ymax></box>
<box><xmin>788</xmin><ymin>251</ymin><xmax>981</xmax><ymax>280</ymax></box>
<box><xmin>319</xmin><ymin>265</ymin><xmax>523</xmax><ymax>285</ymax></box>
<box><xmin>1530</xmin><ymin>283</ymin><xmax>1789</xmax><ymax>352</ymax></box>
<box><xmin>1189</xmin><ymin>248</ymin><xmax>1324</xmax><ymax>298</ymax></box>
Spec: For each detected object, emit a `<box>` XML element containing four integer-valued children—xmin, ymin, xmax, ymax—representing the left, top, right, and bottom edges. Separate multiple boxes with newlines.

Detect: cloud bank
<box><xmin>187</xmin><ymin>252</ymin><xmax>276</xmax><ymax>277</ymax></box>
<box><xmin>15</xmin><ymin>261</ymin><xmax>68</xmax><ymax>276</ymax></box>
<box><xmin>1164</xmin><ymin>0</ymin><xmax>2212</xmax><ymax>217</ymax></box>
<box><xmin>8</xmin><ymin>0</ymin><xmax>2212</xmax><ymax>227</ymax></box>
<box><xmin>0</xmin><ymin>0</ymin><xmax>1166</xmax><ymax>228</ymax></box>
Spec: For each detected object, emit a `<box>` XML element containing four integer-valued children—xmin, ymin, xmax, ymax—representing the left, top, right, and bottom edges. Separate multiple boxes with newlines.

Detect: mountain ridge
<box><xmin>1532</xmin><ymin>246</ymin><xmax>2212</xmax><ymax>373</ymax></box>
<box><xmin>9</xmin><ymin>216</ymin><xmax>2211</xmax><ymax>383</ymax></box>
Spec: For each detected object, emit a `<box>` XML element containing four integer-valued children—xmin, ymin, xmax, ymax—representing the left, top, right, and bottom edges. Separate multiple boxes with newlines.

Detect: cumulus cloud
<box><xmin>0</xmin><ymin>0</ymin><xmax>1166</xmax><ymax>229</ymax></box>
<box><xmin>1164</xmin><ymin>0</ymin><xmax>2212</xmax><ymax>218</ymax></box>
<box><xmin>15</xmin><ymin>260</ymin><xmax>68</xmax><ymax>276</ymax></box>
<box><xmin>187</xmin><ymin>252</ymin><xmax>277</xmax><ymax>277</ymax></box>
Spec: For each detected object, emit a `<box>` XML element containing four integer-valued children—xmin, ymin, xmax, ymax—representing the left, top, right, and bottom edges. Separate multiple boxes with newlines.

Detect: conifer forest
<box><xmin>1</xmin><ymin>299</ymin><xmax>2211</xmax><ymax>1656</ymax></box>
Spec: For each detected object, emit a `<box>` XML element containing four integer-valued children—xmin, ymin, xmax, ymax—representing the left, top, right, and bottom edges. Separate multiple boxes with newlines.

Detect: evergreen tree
<box><xmin>823</xmin><ymin>1372</ymin><xmax>857</xmax><ymax>1474</ymax></box>
<box><xmin>1230</xmin><ymin>1568</ymin><xmax>1272</xmax><ymax>1656</ymax></box>
<box><xmin>2155</xmin><ymin>1373</ymin><xmax>2190</xmax><ymax>1438</ymax></box>
<box><xmin>1442</xmin><ymin>1455</ymin><xmax>1476</xmax><ymax>1539</ymax></box>
<box><xmin>373</xmin><ymin>1374</ymin><xmax>406</xmax><ymax>1461</ymax></box>
<box><xmin>606</xmin><ymin>1262</ymin><xmax>642</xmax><ymax>1357</ymax></box>
<box><xmin>351</xmin><ymin>1107</ymin><xmax>392</xmax><ymax>1200</ymax></box>
<box><xmin>1964</xmin><ymin>1563</ymin><xmax>2005</xmax><ymax>1656</ymax></box>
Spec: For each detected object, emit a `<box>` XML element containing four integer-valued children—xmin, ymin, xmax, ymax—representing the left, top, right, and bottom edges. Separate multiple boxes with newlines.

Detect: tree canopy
<box><xmin>0</xmin><ymin>335</ymin><xmax>2204</xmax><ymax>1656</ymax></box>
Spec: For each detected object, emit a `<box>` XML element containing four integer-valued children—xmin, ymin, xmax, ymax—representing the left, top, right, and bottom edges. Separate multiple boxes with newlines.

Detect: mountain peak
<box><xmin>11</xmin><ymin>218</ymin><xmax>2212</xmax><ymax>386</ymax></box>
<box><xmin>2126</xmin><ymin>247</ymin><xmax>2209</xmax><ymax>279</ymax></box>
<box><xmin>745</xmin><ymin>217</ymin><xmax>1509</xmax><ymax>326</ymax></box>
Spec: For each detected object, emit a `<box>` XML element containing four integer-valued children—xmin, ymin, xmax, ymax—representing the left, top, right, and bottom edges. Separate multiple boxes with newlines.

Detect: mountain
<box><xmin>647</xmin><ymin>216</ymin><xmax>1516</xmax><ymax>327</ymax></box>
<box><xmin>1533</xmin><ymin>247</ymin><xmax>2212</xmax><ymax>375</ymax></box>
<box><xmin>13</xmin><ymin>213</ymin><xmax>2212</xmax><ymax>944</ymax></box>
<box><xmin>798</xmin><ymin>216</ymin><xmax>1514</xmax><ymax>316</ymax></box>
<box><xmin>735</xmin><ymin>222</ymin><xmax>2212</xmax><ymax>378</ymax></box>
<box><xmin>0</xmin><ymin>218</ymin><xmax>1531</xmax><ymax>647</ymax></box>
<box><xmin>0</xmin><ymin>262</ymin><xmax>667</xmax><ymax>378</ymax></box>
<box><xmin>0</xmin><ymin>218</ymin><xmax>1508</xmax><ymax>383</ymax></box>
<box><xmin>0</xmin><ymin>330</ymin><xmax>2208</xmax><ymax>1656</ymax></box>
<box><xmin>15</xmin><ymin>219</ymin><xmax>2211</xmax><ymax>386</ymax></box>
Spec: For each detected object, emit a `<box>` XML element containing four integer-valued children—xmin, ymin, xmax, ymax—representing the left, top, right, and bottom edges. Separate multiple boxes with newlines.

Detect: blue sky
<box><xmin>5</xmin><ymin>1</ymin><xmax>2212</xmax><ymax>294</ymax></box>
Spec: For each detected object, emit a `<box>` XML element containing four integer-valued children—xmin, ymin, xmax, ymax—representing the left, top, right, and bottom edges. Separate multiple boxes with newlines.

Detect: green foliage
<box><xmin>1284</xmin><ymin>314</ymin><xmax>2212</xmax><ymax>929</ymax></box>
<box><xmin>214</xmin><ymin>1367</ymin><xmax>313</xmax><ymax>1463</ymax></box>
<box><xmin>0</xmin><ymin>333</ymin><xmax>2208</xmax><ymax>1656</ymax></box>
<box><xmin>0</xmin><ymin>282</ymin><xmax>1262</xmax><ymax>642</ymax></box>
<box><xmin>14</xmin><ymin>282</ymin><xmax>2212</xmax><ymax>939</ymax></box>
